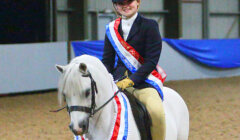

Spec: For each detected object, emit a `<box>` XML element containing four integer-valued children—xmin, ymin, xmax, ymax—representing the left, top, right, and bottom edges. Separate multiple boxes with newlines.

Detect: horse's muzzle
<box><xmin>69</xmin><ymin>121</ymin><xmax>88</xmax><ymax>136</ymax></box>
<box><xmin>73</xmin><ymin>129</ymin><xmax>84</xmax><ymax>136</ymax></box>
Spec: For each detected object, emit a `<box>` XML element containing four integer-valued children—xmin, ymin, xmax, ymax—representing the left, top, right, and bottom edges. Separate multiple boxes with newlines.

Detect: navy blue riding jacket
<box><xmin>102</xmin><ymin>14</ymin><xmax>162</xmax><ymax>89</ymax></box>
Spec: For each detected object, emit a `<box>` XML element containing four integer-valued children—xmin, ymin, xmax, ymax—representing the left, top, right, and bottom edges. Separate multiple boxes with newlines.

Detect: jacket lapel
<box><xmin>118</xmin><ymin>21</ymin><xmax>124</xmax><ymax>39</ymax></box>
<box><xmin>126</xmin><ymin>14</ymin><xmax>141</xmax><ymax>42</ymax></box>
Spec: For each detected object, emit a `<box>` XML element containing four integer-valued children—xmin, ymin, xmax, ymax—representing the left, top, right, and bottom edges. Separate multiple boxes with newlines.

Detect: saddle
<box><xmin>123</xmin><ymin>90</ymin><xmax>152</xmax><ymax>140</ymax></box>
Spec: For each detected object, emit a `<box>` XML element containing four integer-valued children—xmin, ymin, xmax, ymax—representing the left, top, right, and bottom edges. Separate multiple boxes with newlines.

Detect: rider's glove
<box><xmin>116</xmin><ymin>77</ymin><xmax>134</xmax><ymax>91</ymax></box>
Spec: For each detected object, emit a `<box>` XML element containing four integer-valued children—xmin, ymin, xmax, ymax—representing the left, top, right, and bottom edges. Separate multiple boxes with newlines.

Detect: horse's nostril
<box><xmin>79</xmin><ymin>123</ymin><xmax>83</xmax><ymax>128</ymax></box>
<box><xmin>69</xmin><ymin>123</ymin><xmax>73</xmax><ymax>130</ymax></box>
<box><xmin>79</xmin><ymin>122</ymin><xmax>87</xmax><ymax>130</ymax></box>
<box><xmin>82</xmin><ymin>124</ymin><xmax>87</xmax><ymax>130</ymax></box>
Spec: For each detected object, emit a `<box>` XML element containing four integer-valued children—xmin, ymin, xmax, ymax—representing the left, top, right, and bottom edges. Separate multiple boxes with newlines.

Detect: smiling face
<box><xmin>114</xmin><ymin>0</ymin><xmax>140</xmax><ymax>18</ymax></box>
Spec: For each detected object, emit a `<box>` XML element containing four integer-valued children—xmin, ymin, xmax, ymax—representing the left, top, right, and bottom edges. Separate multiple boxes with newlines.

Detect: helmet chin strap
<box><xmin>113</xmin><ymin>4</ymin><xmax>122</xmax><ymax>18</ymax></box>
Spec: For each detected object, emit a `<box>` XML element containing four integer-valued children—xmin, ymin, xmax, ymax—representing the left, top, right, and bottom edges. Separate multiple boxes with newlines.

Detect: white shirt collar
<box><xmin>121</xmin><ymin>12</ymin><xmax>138</xmax><ymax>40</ymax></box>
<box><xmin>122</xmin><ymin>12</ymin><xmax>138</xmax><ymax>26</ymax></box>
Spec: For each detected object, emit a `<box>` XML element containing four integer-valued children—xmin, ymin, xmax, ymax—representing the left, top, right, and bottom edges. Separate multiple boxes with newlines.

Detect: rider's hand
<box><xmin>116</xmin><ymin>77</ymin><xmax>134</xmax><ymax>91</ymax></box>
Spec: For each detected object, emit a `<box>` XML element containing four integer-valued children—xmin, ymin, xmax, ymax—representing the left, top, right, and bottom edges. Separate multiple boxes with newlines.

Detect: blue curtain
<box><xmin>71</xmin><ymin>39</ymin><xmax>240</xmax><ymax>68</ymax></box>
<box><xmin>72</xmin><ymin>40</ymin><xmax>105</xmax><ymax>60</ymax></box>
<box><xmin>163</xmin><ymin>39</ymin><xmax>240</xmax><ymax>68</ymax></box>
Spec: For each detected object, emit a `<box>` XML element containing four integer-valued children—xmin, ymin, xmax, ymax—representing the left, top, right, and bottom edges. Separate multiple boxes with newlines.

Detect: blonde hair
<box><xmin>113</xmin><ymin>0</ymin><xmax>141</xmax><ymax>18</ymax></box>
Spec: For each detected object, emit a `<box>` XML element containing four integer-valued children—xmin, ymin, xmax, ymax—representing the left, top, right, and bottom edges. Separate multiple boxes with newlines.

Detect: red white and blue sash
<box><xmin>109</xmin><ymin>91</ymin><xmax>130</xmax><ymax>140</ymax></box>
<box><xmin>75</xmin><ymin>90</ymin><xmax>130</xmax><ymax>140</ymax></box>
<box><xmin>105</xmin><ymin>18</ymin><xmax>166</xmax><ymax>100</ymax></box>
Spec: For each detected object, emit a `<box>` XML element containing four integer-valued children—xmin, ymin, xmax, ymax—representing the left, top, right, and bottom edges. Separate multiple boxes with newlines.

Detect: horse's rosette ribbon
<box><xmin>75</xmin><ymin>90</ymin><xmax>130</xmax><ymax>140</ymax></box>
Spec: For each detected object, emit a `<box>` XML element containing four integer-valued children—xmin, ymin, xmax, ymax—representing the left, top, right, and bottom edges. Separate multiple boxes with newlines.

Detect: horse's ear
<box><xmin>79</xmin><ymin>63</ymin><xmax>87</xmax><ymax>73</ymax></box>
<box><xmin>55</xmin><ymin>64</ymin><xmax>66</xmax><ymax>73</ymax></box>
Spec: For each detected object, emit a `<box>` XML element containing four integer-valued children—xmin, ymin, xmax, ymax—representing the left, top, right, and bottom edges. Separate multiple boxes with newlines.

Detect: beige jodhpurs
<box><xmin>126</xmin><ymin>87</ymin><xmax>166</xmax><ymax>140</ymax></box>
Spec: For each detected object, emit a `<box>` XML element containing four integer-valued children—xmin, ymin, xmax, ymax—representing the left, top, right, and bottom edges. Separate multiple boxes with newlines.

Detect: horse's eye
<box><xmin>85</xmin><ymin>89</ymin><xmax>91</xmax><ymax>98</ymax></box>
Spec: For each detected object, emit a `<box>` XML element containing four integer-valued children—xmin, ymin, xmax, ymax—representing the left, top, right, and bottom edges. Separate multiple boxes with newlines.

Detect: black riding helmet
<box><xmin>112</xmin><ymin>0</ymin><xmax>135</xmax><ymax>3</ymax></box>
<box><xmin>112</xmin><ymin>0</ymin><xmax>125</xmax><ymax>2</ymax></box>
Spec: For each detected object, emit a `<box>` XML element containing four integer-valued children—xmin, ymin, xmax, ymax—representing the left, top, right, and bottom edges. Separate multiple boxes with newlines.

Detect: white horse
<box><xmin>55</xmin><ymin>55</ymin><xmax>189</xmax><ymax>140</ymax></box>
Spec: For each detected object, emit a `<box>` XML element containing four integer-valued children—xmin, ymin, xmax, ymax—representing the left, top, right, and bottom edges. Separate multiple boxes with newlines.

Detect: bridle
<box><xmin>67</xmin><ymin>71</ymin><xmax>99</xmax><ymax>117</ymax></box>
<box><xmin>50</xmin><ymin>70</ymin><xmax>121</xmax><ymax>132</ymax></box>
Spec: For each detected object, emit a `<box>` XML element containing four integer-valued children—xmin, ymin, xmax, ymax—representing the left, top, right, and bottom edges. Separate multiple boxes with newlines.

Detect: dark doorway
<box><xmin>0</xmin><ymin>0</ymin><xmax>48</xmax><ymax>44</ymax></box>
<box><xmin>68</xmin><ymin>0</ymin><xmax>85</xmax><ymax>41</ymax></box>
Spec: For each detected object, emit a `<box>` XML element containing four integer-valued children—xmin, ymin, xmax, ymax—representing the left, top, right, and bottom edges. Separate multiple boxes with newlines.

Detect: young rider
<box><xmin>102</xmin><ymin>0</ymin><xmax>166</xmax><ymax>139</ymax></box>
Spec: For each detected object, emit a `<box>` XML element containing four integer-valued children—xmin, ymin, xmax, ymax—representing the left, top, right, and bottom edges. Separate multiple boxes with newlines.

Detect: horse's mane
<box><xmin>57</xmin><ymin>55</ymin><xmax>115</xmax><ymax>105</ymax></box>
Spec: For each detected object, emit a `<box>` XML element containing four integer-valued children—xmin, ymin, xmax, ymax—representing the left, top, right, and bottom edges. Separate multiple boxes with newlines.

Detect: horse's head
<box><xmin>55</xmin><ymin>55</ymin><xmax>115</xmax><ymax>136</ymax></box>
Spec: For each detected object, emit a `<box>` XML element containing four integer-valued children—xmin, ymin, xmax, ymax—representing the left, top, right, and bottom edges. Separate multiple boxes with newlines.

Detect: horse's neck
<box><xmin>87</xmin><ymin>84</ymin><xmax>140</xmax><ymax>140</ymax></box>
<box><xmin>88</xmin><ymin>101</ymin><xmax>115</xmax><ymax>139</ymax></box>
<box><xmin>87</xmin><ymin>81</ymin><xmax>116</xmax><ymax>140</ymax></box>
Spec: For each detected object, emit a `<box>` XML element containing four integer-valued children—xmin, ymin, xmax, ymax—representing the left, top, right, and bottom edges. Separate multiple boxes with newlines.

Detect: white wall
<box><xmin>0</xmin><ymin>42</ymin><xmax>68</xmax><ymax>94</ymax></box>
<box><xmin>1</xmin><ymin>41</ymin><xmax>240</xmax><ymax>94</ymax></box>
